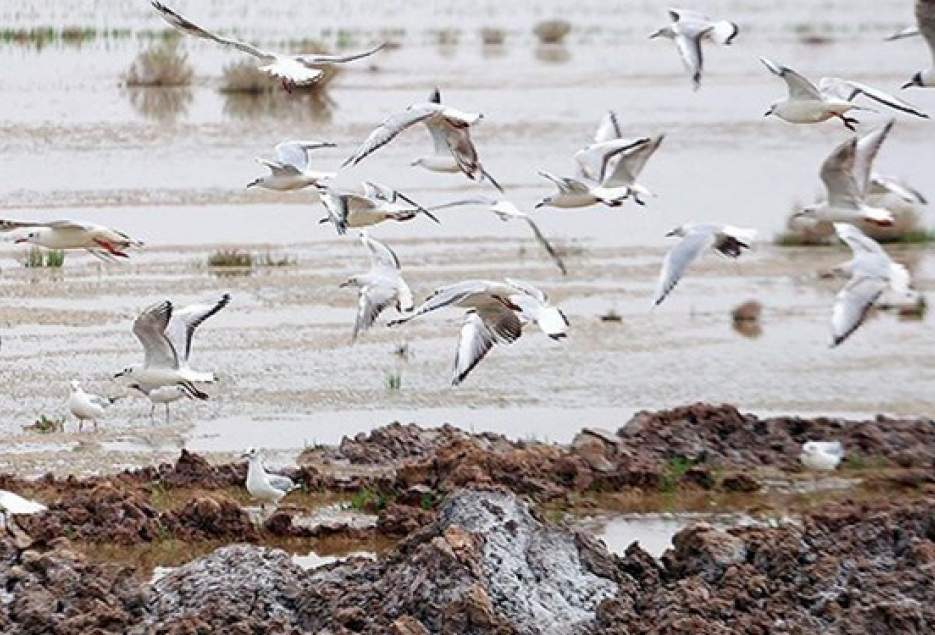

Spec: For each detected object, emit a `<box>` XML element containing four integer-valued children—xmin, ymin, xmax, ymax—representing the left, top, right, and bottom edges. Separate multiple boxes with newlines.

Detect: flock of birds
<box><xmin>0</xmin><ymin>2</ymin><xmax>931</xmax><ymax>511</ymax></box>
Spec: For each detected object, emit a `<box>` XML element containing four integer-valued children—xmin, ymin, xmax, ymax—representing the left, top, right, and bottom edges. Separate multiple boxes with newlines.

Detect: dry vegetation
<box><xmin>124</xmin><ymin>39</ymin><xmax>193</xmax><ymax>87</ymax></box>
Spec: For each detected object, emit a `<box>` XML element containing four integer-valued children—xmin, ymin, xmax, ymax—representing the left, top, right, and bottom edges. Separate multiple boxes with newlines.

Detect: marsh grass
<box><xmin>22</xmin><ymin>414</ymin><xmax>66</xmax><ymax>434</ymax></box>
<box><xmin>659</xmin><ymin>456</ymin><xmax>694</xmax><ymax>493</ymax></box>
<box><xmin>349</xmin><ymin>488</ymin><xmax>391</xmax><ymax>513</ymax></box>
<box><xmin>0</xmin><ymin>26</ymin><xmax>116</xmax><ymax>49</ymax></box>
<box><xmin>22</xmin><ymin>247</ymin><xmax>64</xmax><ymax>268</ymax></box>
<box><xmin>256</xmin><ymin>251</ymin><xmax>298</xmax><ymax>267</ymax></box>
<box><xmin>207</xmin><ymin>249</ymin><xmax>253</xmax><ymax>269</ymax></box>
<box><xmin>533</xmin><ymin>19</ymin><xmax>572</xmax><ymax>44</ymax></box>
<box><xmin>124</xmin><ymin>39</ymin><xmax>193</xmax><ymax>87</ymax></box>
<box><xmin>385</xmin><ymin>370</ymin><xmax>403</xmax><ymax>392</ymax></box>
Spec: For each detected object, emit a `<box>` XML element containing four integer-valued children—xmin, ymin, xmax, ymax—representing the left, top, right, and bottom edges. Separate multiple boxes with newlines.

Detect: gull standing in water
<box><xmin>649</xmin><ymin>8</ymin><xmax>739</xmax><ymax>90</ymax></box>
<box><xmin>429</xmin><ymin>196</ymin><xmax>567</xmax><ymax>275</ymax></box>
<box><xmin>114</xmin><ymin>294</ymin><xmax>231</xmax><ymax>395</ymax></box>
<box><xmin>902</xmin><ymin>0</ymin><xmax>935</xmax><ymax>88</ymax></box>
<box><xmin>653</xmin><ymin>224</ymin><xmax>756</xmax><ymax>306</ymax></box>
<box><xmin>68</xmin><ymin>381</ymin><xmax>119</xmax><ymax>432</ymax></box>
<box><xmin>390</xmin><ymin>279</ymin><xmax>569</xmax><ymax>385</ymax></box>
<box><xmin>247</xmin><ymin>140</ymin><xmax>336</xmax><ymax>191</ymax></box>
<box><xmin>340</xmin><ymin>232</ymin><xmax>414</xmax><ymax>341</ymax></box>
<box><xmin>828</xmin><ymin>223</ymin><xmax>917</xmax><ymax>347</ymax></box>
<box><xmin>761</xmin><ymin>58</ymin><xmax>928</xmax><ymax>129</ymax></box>
<box><xmin>800</xmin><ymin>441</ymin><xmax>845</xmax><ymax>471</ymax></box>
<box><xmin>151</xmin><ymin>2</ymin><xmax>385</xmax><ymax>92</ymax></box>
<box><xmin>128</xmin><ymin>384</ymin><xmax>200</xmax><ymax>424</ymax></box>
<box><xmin>0</xmin><ymin>219</ymin><xmax>143</xmax><ymax>262</ymax></box>
<box><xmin>242</xmin><ymin>448</ymin><xmax>298</xmax><ymax>511</ymax></box>
<box><xmin>343</xmin><ymin>88</ymin><xmax>503</xmax><ymax>192</ymax></box>
<box><xmin>793</xmin><ymin>120</ymin><xmax>898</xmax><ymax>228</ymax></box>
<box><xmin>316</xmin><ymin>181</ymin><xmax>438</xmax><ymax>235</ymax></box>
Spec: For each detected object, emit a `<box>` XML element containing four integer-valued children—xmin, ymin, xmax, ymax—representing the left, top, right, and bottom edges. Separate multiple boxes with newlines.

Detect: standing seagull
<box><xmin>340</xmin><ymin>232</ymin><xmax>414</xmax><ymax>341</ymax></box>
<box><xmin>316</xmin><ymin>181</ymin><xmax>438</xmax><ymax>235</ymax></box>
<box><xmin>68</xmin><ymin>381</ymin><xmax>119</xmax><ymax>432</ymax></box>
<box><xmin>429</xmin><ymin>196</ymin><xmax>567</xmax><ymax>275</ymax></box>
<box><xmin>343</xmin><ymin>88</ymin><xmax>503</xmax><ymax>193</ymax></box>
<box><xmin>761</xmin><ymin>58</ymin><xmax>928</xmax><ymax>129</ymax></box>
<box><xmin>794</xmin><ymin>121</ymin><xmax>897</xmax><ymax>228</ymax></box>
<box><xmin>390</xmin><ymin>279</ymin><xmax>568</xmax><ymax>385</ymax></box>
<box><xmin>800</xmin><ymin>441</ymin><xmax>845</xmax><ymax>471</ymax></box>
<box><xmin>903</xmin><ymin>0</ymin><xmax>935</xmax><ymax>88</ymax></box>
<box><xmin>0</xmin><ymin>219</ymin><xmax>143</xmax><ymax>262</ymax></box>
<box><xmin>653</xmin><ymin>224</ymin><xmax>756</xmax><ymax>307</ymax></box>
<box><xmin>129</xmin><ymin>384</ymin><xmax>199</xmax><ymax>424</ymax></box>
<box><xmin>649</xmin><ymin>8</ymin><xmax>739</xmax><ymax>90</ymax></box>
<box><xmin>114</xmin><ymin>294</ymin><xmax>231</xmax><ymax>394</ymax></box>
<box><xmin>242</xmin><ymin>448</ymin><xmax>298</xmax><ymax>511</ymax></box>
<box><xmin>151</xmin><ymin>2</ymin><xmax>385</xmax><ymax>92</ymax></box>
<box><xmin>247</xmin><ymin>140</ymin><xmax>336</xmax><ymax>191</ymax></box>
<box><xmin>828</xmin><ymin>223</ymin><xmax>916</xmax><ymax>347</ymax></box>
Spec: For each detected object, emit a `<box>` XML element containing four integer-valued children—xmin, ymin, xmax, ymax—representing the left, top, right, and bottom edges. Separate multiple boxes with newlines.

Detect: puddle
<box><xmin>292</xmin><ymin>550</ymin><xmax>376</xmax><ymax>571</ymax></box>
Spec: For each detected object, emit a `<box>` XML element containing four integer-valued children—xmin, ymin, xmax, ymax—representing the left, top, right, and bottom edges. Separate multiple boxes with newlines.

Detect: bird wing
<box><xmin>593</xmin><ymin>111</ymin><xmax>623</xmax><ymax>143</ymax></box>
<box><xmin>833</xmin><ymin>223</ymin><xmax>886</xmax><ymax>257</ymax></box>
<box><xmin>316</xmin><ymin>186</ymin><xmax>350</xmax><ymax>235</ymax></box>
<box><xmin>361</xmin><ymin>180</ymin><xmax>397</xmax><ymax>203</ymax></box>
<box><xmin>257</xmin><ymin>58</ymin><xmax>323</xmax><ymax>85</ymax></box>
<box><xmin>427</xmin><ymin>196</ymin><xmax>498</xmax><ymax>212</ymax></box>
<box><xmin>151</xmin><ymin>2</ymin><xmax>272</xmax><ymax>59</ymax></box>
<box><xmin>820</xmin><ymin>137</ymin><xmax>862</xmax><ymax>208</ymax></box>
<box><xmin>654</xmin><ymin>229</ymin><xmax>716</xmax><ymax>306</ymax></box>
<box><xmin>256</xmin><ymin>158</ymin><xmax>300</xmax><ymax>177</ymax></box>
<box><xmin>538</xmin><ymin>171</ymin><xmax>591</xmax><ymax>194</ymax></box>
<box><xmin>266</xmin><ymin>473</ymin><xmax>296</xmax><ymax>493</ymax></box>
<box><xmin>869</xmin><ymin>174</ymin><xmax>928</xmax><ymax>204</ymax></box>
<box><xmin>819</xmin><ymin>78</ymin><xmax>928</xmax><ymax>119</ymax></box>
<box><xmin>831</xmin><ymin>275</ymin><xmax>887</xmax><ymax>347</ymax></box>
<box><xmin>165</xmin><ymin>294</ymin><xmax>231</xmax><ymax>364</ymax></box>
<box><xmin>917</xmin><ymin>0</ymin><xmax>935</xmax><ymax>63</ymax></box>
<box><xmin>275</xmin><ymin>140</ymin><xmax>334</xmax><ymax>172</ymax></box>
<box><xmin>133</xmin><ymin>301</ymin><xmax>179</xmax><ymax>369</ymax></box>
<box><xmin>674</xmin><ymin>33</ymin><xmax>705</xmax><ymax>89</ymax></box>
<box><xmin>295</xmin><ymin>42</ymin><xmax>386</xmax><ymax>66</ymax></box>
<box><xmin>436</xmin><ymin>118</ymin><xmax>483</xmax><ymax>181</ymax></box>
<box><xmin>343</xmin><ymin>105</ymin><xmax>437</xmax><ymax>167</ymax></box>
<box><xmin>853</xmin><ymin>120</ymin><xmax>894</xmax><ymax>198</ymax></box>
<box><xmin>353</xmin><ymin>282</ymin><xmax>398</xmax><ymax>341</ymax></box>
<box><xmin>760</xmin><ymin>57</ymin><xmax>822</xmax><ymax>100</ymax></box>
<box><xmin>575</xmin><ymin>137</ymin><xmax>649</xmax><ymax>185</ymax></box>
<box><xmin>400</xmin><ymin>280</ymin><xmax>494</xmax><ymax>323</ymax></box>
<box><xmin>886</xmin><ymin>25</ymin><xmax>919</xmax><ymax>40</ymax></box>
<box><xmin>521</xmin><ymin>218</ymin><xmax>567</xmax><ymax>276</ymax></box>
<box><xmin>360</xmin><ymin>232</ymin><xmax>400</xmax><ymax>271</ymax></box>
<box><xmin>452</xmin><ymin>306</ymin><xmax>523</xmax><ymax>385</ymax></box>
<box><xmin>602</xmin><ymin>135</ymin><xmax>664</xmax><ymax>187</ymax></box>
<box><xmin>504</xmin><ymin>278</ymin><xmax>549</xmax><ymax>305</ymax></box>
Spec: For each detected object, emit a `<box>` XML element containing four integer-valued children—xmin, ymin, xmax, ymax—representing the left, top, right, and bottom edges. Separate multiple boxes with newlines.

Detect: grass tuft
<box><xmin>22</xmin><ymin>247</ymin><xmax>64</xmax><ymax>268</ymax></box>
<box><xmin>23</xmin><ymin>414</ymin><xmax>66</xmax><ymax>434</ymax></box>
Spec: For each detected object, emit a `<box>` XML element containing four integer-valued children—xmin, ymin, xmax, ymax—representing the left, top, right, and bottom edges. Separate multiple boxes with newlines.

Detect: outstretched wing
<box><xmin>151</xmin><ymin>1</ymin><xmax>271</xmax><ymax>59</ymax></box>
<box><xmin>354</xmin><ymin>283</ymin><xmax>398</xmax><ymax>341</ymax></box>
<box><xmin>602</xmin><ymin>135</ymin><xmax>664</xmax><ymax>187</ymax></box>
<box><xmin>819</xmin><ymin>78</ymin><xmax>928</xmax><ymax>119</ymax></box>
<box><xmin>133</xmin><ymin>300</ymin><xmax>179</xmax><ymax>369</ymax></box>
<box><xmin>343</xmin><ymin>105</ymin><xmax>437</xmax><ymax>167</ymax></box>
<box><xmin>594</xmin><ymin>111</ymin><xmax>623</xmax><ymax>143</ymax></box>
<box><xmin>360</xmin><ymin>232</ymin><xmax>400</xmax><ymax>271</ymax></box>
<box><xmin>296</xmin><ymin>43</ymin><xmax>387</xmax><ymax>66</ymax></box>
<box><xmin>760</xmin><ymin>57</ymin><xmax>822</xmax><ymax>100</ymax></box>
<box><xmin>831</xmin><ymin>275</ymin><xmax>887</xmax><ymax>347</ymax></box>
<box><xmin>165</xmin><ymin>294</ymin><xmax>231</xmax><ymax>364</ymax></box>
<box><xmin>820</xmin><ymin>137</ymin><xmax>862</xmax><ymax>208</ymax></box>
<box><xmin>275</xmin><ymin>140</ymin><xmax>335</xmax><ymax>172</ymax></box>
<box><xmin>538</xmin><ymin>171</ymin><xmax>591</xmax><ymax>194</ymax></box>
<box><xmin>654</xmin><ymin>229</ymin><xmax>716</xmax><ymax>306</ymax></box>
<box><xmin>452</xmin><ymin>307</ymin><xmax>522</xmax><ymax>386</ymax></box>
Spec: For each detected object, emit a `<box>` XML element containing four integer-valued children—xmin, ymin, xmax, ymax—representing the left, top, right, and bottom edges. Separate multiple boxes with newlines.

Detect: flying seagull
<box><xmin>316</xmin><ymin>181</ymin><xmax>438</xmax><ymax>236</ymax></box>
<box><xmin>114</xmin><ymin>293</ymin><xmax>231</xmax><ymax>395</ymax></box>
<box><xmin>429</xmin><ymin>196</ymin><xmax>568</xmax><ymax>275</ymax></box>
<box><xmin>902</xmin><ymin>0</ymin><xmax>935</xmax><ymax>88</ymax></box>
<box><xmin>761</xmin><ymin>57</ymin><xmax>928</xmax><ymax>129</ymax></box>
<box><xmin>340</xmin><ymin>232</ymin><xmax>414</xmax><ymax>341</ymax></box>
<box><xmin>390</xmin><ymin>279</ymin><xmax>569</xmax><ymax>385</ymax></box>
<box><xmin>343</xmin><ymin>88</ymin><xmax>503</xmax><ymax>193</ymax></box>
<box><xmin>68</xmin><ymin>381</ymin><xmax>120</xmax><ymax>432</ymax></box>
<box><xmin>247</xmin><ymin>140</ymin><xmax>336</xmax><ymax>191</ymax></box>
<box><xmin>128</xmin><ymin>384</ymin><xmax>200</xmax><ymax>424</ymax></box>
<box><xmin>654</xmin><ymin>224</ymin><xmax>756</xmax><ymax>306</ymax></box>
<box><xmin>0</xmin><ymin>219</ymin><xmax>143</xmax><ymax>262</ymax></box>
<box><xmin>828</xmin><ymin>223</ymin><xmax>917</xmax><ymax>347</ymax></box>
<box><xmin>793</xmin><ymin>120</ymin><xmax>897</xmax><ymax>227</ymax></box>
<box><xmin>151</xmin><ymin>1</ymin><xmax>385</xmax><ymax>92</ymax></box>
<box><xmin>242</xmin><ymin>448</ymin><xmax>298</xmax><ymax>510</ymax></box>
<box><xmin>649</xmin><ymin>8</ymin><xmax>739</xmax><ymax>90</ymax></box>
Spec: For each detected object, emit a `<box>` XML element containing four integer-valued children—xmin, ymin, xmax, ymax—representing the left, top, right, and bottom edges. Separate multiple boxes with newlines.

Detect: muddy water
<box><xmin>0</xmin><ymin>0</ymin><xmax>933</xmax><ymax>476</ymax></box>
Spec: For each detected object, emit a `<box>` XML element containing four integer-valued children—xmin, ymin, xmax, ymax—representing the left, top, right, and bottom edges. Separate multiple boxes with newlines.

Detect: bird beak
<box><xmin>13</xmin><ymin>238</ymin><xmax>27</xmax><ymax>244</ymax></box>
<box><xmin>339</xmin><ymin>281</ymin><xmax>351</xmax><ymax>288</ymax></box>
<box><xmin>664</xmin><ymin>230</ymin><xmax>678</xmax><ymax>237</ymax></box>
<box><xmin>409</xmin><ymin>159</ymin><xmax>419</xmax><ymax>167</ymax></box>
<box><xmin>648</xmin><ymin>30</ymin><xmax>661</xmax><ymax>39</ymax></box>
<box><xmin>246</xmin><ymin>179</ymin><xmax>260</xmax><ymax>189</ymax></box>
<box><xmin>763</xmin><ymin>109</ymin><xmax>773</xmax><ymax>118</ymax></box>
<box><xmin>534</xmin><ymin>201</ymin><xmax>546</xmax><ymax>209</ymax></box>
<box><xmin>901</xmin><ymin>80</ymin><xmax>915</xmax><ymax>90</ymax></box>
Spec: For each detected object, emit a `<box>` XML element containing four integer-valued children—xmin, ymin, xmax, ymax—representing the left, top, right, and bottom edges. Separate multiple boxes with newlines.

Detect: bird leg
<box><xmin>836</xmin><ymin>114</ymin><xmax>859</xmax><ymax>131</ymax></box>
<box><xmin>165</xmin><ymin>404</ymin><xmax>171</xmax><ymax>424</ymax></box>
<box><xmin>149</xmin><ymin>404</ymin><xmax>156</xmax><ymax>425</ymax></box>
<box><xmin>77</xmin><ymin>419</ymin><xmax>83</xmax><ymax>433</ymax></box>
<box><xmin>281</xmin><ymin>79</ymin><xmax>293</xmax><ymax>94</ymax></box>
<box><xmin>633</xmin><ymin>195</ymin><xmax>646</xmax><ymax>206</ymax></box>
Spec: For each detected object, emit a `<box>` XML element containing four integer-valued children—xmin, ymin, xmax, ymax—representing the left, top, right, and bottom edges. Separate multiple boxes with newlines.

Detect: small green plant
<box><xmin>22</xmin><ymin>247</ymin><xmax>64</xmax><ymax>268</ymax></box>
<box><xmin>419</xmin><ymin>491</ymin><xmax>437</xmax><ymax>511</ymax></box>
<box><xmin>124</xmin><ymin>39</ymin><xmax>193</xmax><ymax>87</ymax></box>
<box><xmin>207</xmin><ymin>249</ymin><xmax>253</xmax><ymax>268</ymax></box>
<box><xmin>385</xmin><ymin>370</ymin><xmax>402</xmax><ymax>392</ymax></box>
<box><xmin>349</xmin><ymin>488</ymin><xmax>390</xmax><ymax>512</ymax></box>
<box><xmin>23</xmin><ymin>414</ymin><xmax>65</xmax><ymax>433</ymax></box>
<box><xmin>659</xmin><ymin>456</ymin><xmax>694</xmax><ymax>493</ymax></box>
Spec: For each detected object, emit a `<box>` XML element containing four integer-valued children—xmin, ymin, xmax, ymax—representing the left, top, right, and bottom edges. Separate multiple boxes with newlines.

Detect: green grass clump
<box><xmin>659</xmin><ymin>456</ymin><xmax>694</xmax><ymax>493</ymax></box>
<box><xmin>23</xmin><ymin>414</ymin><xmax>65</xmax><ymax>433</ymax></box>
<box><xmin>385</xmin><ymin>370</ymin><xmax>402</xmax><ymax>392</ymax></box>
<box><xmin>349</xmin><ymin>488</ymin><xmax>390</xmax><ymax>512</ymax></box>
<box><xmin>22</xmin><ymin>247</ymin><xmax>64</xmax><ymax>268</ymax></box>
<box><xmin>207</xmin><ymin>249</ymin><xmax>253</xmax><ymax>268</ymax></box>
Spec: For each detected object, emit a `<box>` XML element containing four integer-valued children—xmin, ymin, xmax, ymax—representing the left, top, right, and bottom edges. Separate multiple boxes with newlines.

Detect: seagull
<box><xmin>828</xmin><ymin>223</ymin><xmax>917</xmax><ymax>347</ymax></box>
<box><xmin>428</xmin><ymin>196</ymin><xmax>567</xmax><ymax>275</ymax></box>
<box><xmin>902</xmin><ymin>0</ymin><xmax>935</xmax><ymax>88</ymax></box>
<box><xmin>114</xmin><ymin>294</ymin><xmax>231</xmax><ymax>394</ymax></box>
<box><xmin>390</xmin><ymin>279</ymin><xmax>569</xmax><ymax>385</ymax></box>
<box><xmin>340</xmin><ymin>232</ymin><xmax>414</xmax><ymax>341</ymax></box>
<box><xmin>68</xmin><ymin>381</ymin><xmax>119</xmax><ymax>432</ymax></box>
<box><xmin>761</xmin><ymin>58</ymin><xmax>928</xmax><ymax>129</ymax></box>
<box><xmin>242</xmin><ymin>448</ymin><xmax>298</xmax><ymax>510</ymax></box>
<box><xmin>800</xmin><ymin>441</ymin><xmax>844</xmax><ymax>471</ymax></box>
<box><xmin>129</xmin><ymin>384</ymin><xmax>200</xmax><ymax>424</ymax></box>
<box><xmin>316</xmin><ymin>181</ymin><xmax>438</xmax><ymax>235</ymax></box>
<box><xmin>649</xmin><ymin>8</ymin><xmax>739</xmax><ymax>90</ymax></box>
<box><xmin>151</xmin><ymin>1</ymin><xmax>385</xmax><ymax>92</ymax></box>
<box><xmin>0</xmin><ymin>490</ymin><xmax>46</xmax><ymax>517</ymax></box>
<box><xmin>653</xmin><ymin>224</ymin><xmax>756</xmax><ymax>306</ymax></box>
<box><xmin>247</xmin><ymin>140</ymin><xmax>337</xmax><ymax>191</ymax></box>
<box><xmin>793</xmin><ymin>120</ymin><xmax>898</xmax><ymax>228</ymax></box>
<box><xmin>0</xmin><ymin>219</ymin><xmax>143</xmax><ymax>262</ymax></box>
<box><xmin>343</xmin><ymin>88</ymin><xmax>503</xmax><ymax>193</ymax></box>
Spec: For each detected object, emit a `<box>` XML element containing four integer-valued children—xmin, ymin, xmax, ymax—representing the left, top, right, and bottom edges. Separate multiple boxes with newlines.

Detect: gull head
<box><xmin>648</xmin><ymin>26</ymin><xmax>673</xmax><ymax>40</ymax></box>
<box><xmin>241</xmin><ymin>447</ymin><xmax>260</xmax><ymax>460</ymax></box>
<box><xmin>69</xmin><ymin>380</ymin><xmax>81</xmax><ymax>392</ymax></box>
<box><xmin>534</xmin><ymin>197</ymin><xmax>552</xmax><ymax>210</ymax></box>
<box><xmin>792</xmin><ymin>206</ymin><xmax>820</xmax><ymax>222</ymax></box>
<box><xmin>113</xmin><ymin>367</ymin><xmax>135</xmax><ymax>380</ymax></box>
<box><xmin>763</xmin><ymin>104</ymin><xmax>777</xmax><ymax>118</ymax></box>
<box><xmin>409</xmin><ymin>158</ymin><xmax>424</xmax><ymax>167</ymax></box>
<box><xmin>14</xmin><ymin>230</ymin><xmax>39</xmax><ymax>245</ymax></box>
<box><xmin>245</xmin><ymin>177</ymin><xmax>263</xmax><ymax>189</ymax></box>
<box><xmin>339</xmin><ymin>275</ymin><xmax>361</xmax><ymax>289</ymax></box>
<box><xmin>665</xmin><ymin>225</ymin><xmax>688</xmax><ymax>238</ymax></box>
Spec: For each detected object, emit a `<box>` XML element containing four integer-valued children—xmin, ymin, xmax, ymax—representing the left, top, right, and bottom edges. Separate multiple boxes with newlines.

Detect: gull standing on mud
<box><xmin>128</xmin><ymin>384</ymin><xmax>198</xmax><ymax>424</ymax></box>
<box><xmin>68</xmin><ymin>381</ymin><xmax>119</xmax><ymax>432</ymax></box>
<box><xmin>0</xmin><ymin>219</ymin><xmax>143</xmax><ymax>262</ymax></box>
<box><xmin>247</xmin><ymin>140</ymin><xmax>336</xmax><ymax>191</ymax></box>
<box><xmin>760</xmin><ymin>58</ymin><xmax>928</xmax><ymax>129</ymax></box>
<box><xmin>649</xmin><ymin>8</ymin><xmax>739</xmax><ymax>90</ymax></box>
<box><xmin>343</xmin><ymin>88</ymin><xmax>503</xmax><ymax>192</ymax></box>
<box><xmin>800</xmin><ymin>441</ymin><xmax>845</xmax><ymax>471</ymax></box>
<box><xmin>429</xmin><ymin>196</ymin><xmax>567</xmax><ymax>275</ymax></box>
<box><xmin>793</xmin><ymin>120</ymin><xmax>898</xmax><ymax>228</ymax></box>
<box><xmin>316</xmin><ymin>181</ymin><xmax>438</xmax><ymax>235</ymax></box>
<box><xmin>151</xmin><ymin>1</ymin><xmax>385</xmax><ymax>92</ymax></box>
<box><xmin>828</xmin><ymin>223</ymin><xmax>916</xmax><ymax>347</ymax></box>
<box><xmin>902</xmin><ymin>0</ymin><xmax>935</xmax><ymax>87</ymax></box>
<box><xmin>114</xmin><ymin>294</ymin><xmax>231</xmax><ymax>395</ymax></box>
<box><xmin>390</xmin><ymin>279</ymin><xmax>569</xmax><ymax>385</ymax></box>
<box><xmin>242</xmin><ymin>448</ymin><xmax>298</xmax><ymax>510</ymax></box>
<box><xmin>653</xmin><ymin>224</ymin><xmax>756</xmax><ymax>307</ymax></box>
<box><xmin>341</xmin><ymin>232</ymin><xmax>414</xmax><ymax>341</ymax></box>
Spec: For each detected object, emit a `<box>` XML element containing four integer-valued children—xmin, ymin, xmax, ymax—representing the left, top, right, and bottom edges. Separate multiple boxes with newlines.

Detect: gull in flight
<box><xmin>0</xmin><ymin>219</ymin><xmax>143</xmax><ymax>262</ymax></box>
<box><xmin>793</xmin><ymin>120</ymin><xmax>898</xmax><ymax>228</ymax></box>
<box><xmin>343</xmin><ymin>88</ymin><xmax>503</xmax><ymax>193</ymax></box>
<box><xmin>761</xmin><ymin>58</ymin><xmax>928</xmax><ymax>129</ymax></box>
<box><xmin>428</xmin><ymin>196</ymin><xmax>568</xmax><ymax>275</ymax></box>
<box><xmin>902</xmin><ymin>0</ymin><xmax>935</xmax><ymax>87</ymax></box>
<box><xmin>316</xmin><ymin>181</ymin><xmax>438</xmax><ymax>236</ymax></box>
<box><xmin>390</xmin><ymin>279</ymin><xmax>569</xmax><ymax>385</ymax></box>
<box><xmin>243</xmin><ymin>448</ymin><xmax>298</xmax><ymax>510</ymax></box>
<box><xmin>340</xmin><ymin>232</ymin><xmax>414</xmax><ymax>341</ymax></box>
<box><xmin>800</xmin><ymin>441</ymin><xmax>844</xmax><ymax>471</ymax></box>
<box><xmin>649</xmin><ymin>8</ymin><xmax>739</xmax><ymax>90</ymax></box>
<box><xmin>828</xmin><ymin>223</ymin><xmax>917</xmax><ymax>347</ymax></box>
<box><xmin>654</xmin><ymin>224</ymin><xmax>756</xmax><ymax>306</ymax></box>
<box><xmin>247</xmin><ymin>140</ymin><xmax>336</xmax><ymax>191</ymax></box>
<box><xmin>68</xmin><ymin>381</ymin><xmax>119</xmax><ymax>432</ymax></box>
<box><xmin>151</xmin><ymin>1</ymin><xmax>385</xmax><ymax>92</ymax></box>
<box><xmin>128</xmin><ymin>384</ymin><xmax>201</xmax><ymax>424</ymax></box>
<box><xmin>114</xmin><ymin>294</ymin><xmax>231</xmax><ymax>395</ymax></box>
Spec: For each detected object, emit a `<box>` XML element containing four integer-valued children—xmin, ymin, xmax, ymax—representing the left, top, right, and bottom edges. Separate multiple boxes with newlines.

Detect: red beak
<box><xmin>13</xmin><ymin>238</ymin><xmax>27</xmax><ymax>244</ymax></box>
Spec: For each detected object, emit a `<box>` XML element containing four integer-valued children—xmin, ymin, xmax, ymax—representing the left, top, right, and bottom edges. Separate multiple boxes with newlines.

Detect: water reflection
<box><xmin>125</xmin><ymin>86</ymin><xmax>192</xmax><ymax>123</ymax></box>
<box><xmin>535</xmin><ymin>44</ymin><xmax>571</xmax><ymax>64</ymax></box>
<box><xmin>222</xmin><ymin>90</ymin><xmax>335</xmax><ymax>123</ymax></box>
